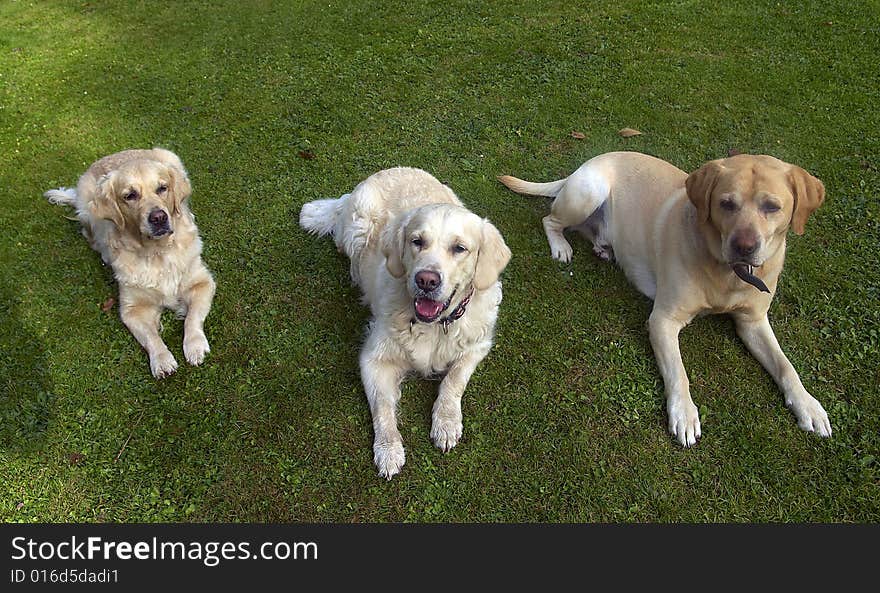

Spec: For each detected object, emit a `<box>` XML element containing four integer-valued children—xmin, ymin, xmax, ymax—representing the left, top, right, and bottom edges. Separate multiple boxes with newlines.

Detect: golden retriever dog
<box><xmin>300</xmin><ymin>167</ymin><xmax>511</xmax><ymax>479</ymax></box>
<box><xmin>45</xmin><ymin>148</ymin><xmax>215</xmax><ymax>379</ymax></box>
<box><xmin>499</xmin><ymin>151</ymin><xmax>829</xmax><ymax>446</ymax></box>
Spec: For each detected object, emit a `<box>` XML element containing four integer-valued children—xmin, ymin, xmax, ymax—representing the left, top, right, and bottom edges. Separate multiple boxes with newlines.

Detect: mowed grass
<box><xmin>1</xmin><ymin>0</ymin><xmax>878</xmax><ymax>522</ymax></box>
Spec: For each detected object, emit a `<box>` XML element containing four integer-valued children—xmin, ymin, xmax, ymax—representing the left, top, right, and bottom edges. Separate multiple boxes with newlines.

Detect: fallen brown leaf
<box><xmin>570</xmin><ymin>131</ymin><xmax>586</xmax><ymax>139</ymax></box>
<box><xmin>100</xmin><ymin>297</ymin><xmax>115</xmax><ymax>313</ymax></box>
<box><xmin>618</xmin><ymin>127</ymin><xmax>642</xmax><ymax>138</ymax></box>
<box><xmin>298</xmin><ymin>149</ymin><xmax>316</xmax><ymax>160</ymax></box>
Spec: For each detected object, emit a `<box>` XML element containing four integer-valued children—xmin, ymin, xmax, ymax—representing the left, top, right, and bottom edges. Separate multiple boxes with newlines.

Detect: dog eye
<box><xmin>761</xmin><ymin>202</ymin><xmax>781</xmax><ymax>213</ymax></box>
<box><xmin>452</xmin><ymin>244</ymin><xmax>468</xmax><ymax>254</ymax></box>
<box><xmin>411</xmin><ymin>237</ymin><xmax>424</xmax><ymax>248</ymax></box>
<box><xmin>157</xmin><ymin>184</ymin><xmax>168</xmax><ymax>195</ymax></box>
<box><xmin>720</xmin><ymin>199</ymin><xmax>738</xmax><ymax>212</ymax></box>
<box><xmin>123</xmin><ymin>190</ymin><xmax>140</xmax><ymax>201</ymax></box>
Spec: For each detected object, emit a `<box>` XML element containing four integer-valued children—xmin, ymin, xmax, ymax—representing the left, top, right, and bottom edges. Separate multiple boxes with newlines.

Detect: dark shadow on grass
<box><xmin>0</xmin><ymin>279</ymin><xmax>54</xmax><ymax>452</ymax></box>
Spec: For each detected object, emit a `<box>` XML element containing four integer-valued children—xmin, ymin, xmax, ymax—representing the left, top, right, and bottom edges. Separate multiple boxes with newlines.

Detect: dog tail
<box><xmin>299</xmin><ymin>195</ymin><xmax>348</xmax><ymax>238</ymax></box>
<box><xmin>44</xmin><ymin>187</ymin><xmax>78</xmax><ymax>207</ymax></box>
<box><xmin>497</xmin><ymin>175</ymin><xmax>568</xmax><ymax>198</ymax></box>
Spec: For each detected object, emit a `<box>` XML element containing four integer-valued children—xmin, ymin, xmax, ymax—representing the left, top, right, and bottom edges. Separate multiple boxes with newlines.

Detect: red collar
<box><xmin>439</xmin><ymin>285</ymin><xmax>475</xmax><ymax>333</ymax></box>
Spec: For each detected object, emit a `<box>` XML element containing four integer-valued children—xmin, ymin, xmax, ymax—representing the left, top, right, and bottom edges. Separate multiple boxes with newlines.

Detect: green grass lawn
<box><xmin>1</xmin><ymin>0</ymin><xmax>878</xmax><ymax>522</ymax></box>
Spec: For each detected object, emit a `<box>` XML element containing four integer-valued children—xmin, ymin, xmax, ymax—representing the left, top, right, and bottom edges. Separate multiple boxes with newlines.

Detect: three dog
<box><xmin>47</xmin><ymin>147</ymin><xmax>829</xmax><ymax>478</ymax></box>
<box><xmin>45</xmin><ymin>148</ymin><xmax>215</xmax><ymax>379</ymax></box>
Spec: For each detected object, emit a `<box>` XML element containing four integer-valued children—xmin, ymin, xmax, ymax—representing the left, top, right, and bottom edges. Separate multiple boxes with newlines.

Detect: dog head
<box><xmin>92</xmin><ymin>158</ymin><xmax>192</xmax><ymax>240</ymax></box>
<box><xmin>686</xmin><ymin>154</ymin><xmax>825</xmax><ymax>268</ymax></box>
<box><xmin>381</xmin><ymin>203</ymin><xmax>511</xmax><ymax>323</ymax></box>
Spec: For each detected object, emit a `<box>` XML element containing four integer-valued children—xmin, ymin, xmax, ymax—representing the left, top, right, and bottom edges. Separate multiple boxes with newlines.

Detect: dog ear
<box><xmin>685</xmin><ymin>160</ymin><xmax>723</xmax><ymax>223</ymax></box>
<box><xmin>91</xmin><ymin>172</ymin><xmax>125</xmax><ymax>229</ymax></box>
<box><xmin>381</xmin><ymin>213</ymin><xmax>408</xmax><ymax>278</ymax></box>
<box><xmin>473</xmin><ymin>219</ymin><xmax>511</xmax><ymax>290</ymax></box>
<box><xmin>166</xmin><ymin>163</ymin><xmax>192</xmax><ymax>217</ymax></box>
<box><xmin>788</xmin><ymin>166</ymin><xmax>825</xmax><ymax>235</ymax></box>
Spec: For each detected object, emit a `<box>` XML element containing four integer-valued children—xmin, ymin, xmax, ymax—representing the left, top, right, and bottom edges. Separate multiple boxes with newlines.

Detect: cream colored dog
<box><xmin>45</xmin><ymin>148</ymin><xmax>215</xmax><ymax>379</ymax></box>
<box><xmin>300</xmin><ymin>167</ymin><xmax>511</xmax><ymax>479</ymax></box>
<box><xmin>500</xmin><ymin>151</ymin><xmax>829</xmax><ymax>445</ymax></box>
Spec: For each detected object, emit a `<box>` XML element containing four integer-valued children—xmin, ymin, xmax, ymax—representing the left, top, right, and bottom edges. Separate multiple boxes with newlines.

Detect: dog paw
<box><xmin>184</xmin><ymin>334</ymin><xmax>210</xmax><ymax>366</ymax></box>
<box><xmin>150</xmin><ymin>350</ymin><xmax>179</xmax><ymax>379</ymax></box>
<box><xmin>431</xmin><ymin>414</ymin><xmax>463</xmax><ymax>453</ymax></box>
<box><xmin>551</xmin><ymin>242</ymin><xmax>573</xmax><ymax>263</ymax></box>
<box><xmin>373</xmin><ymin>440</ymin><xmax>406</xmax><ymax>480</ymax></box>
<box><xmin>788</xmin><ymin>395</ymin><xmax>832</xmax><ymax>437</ymax></box>
<box><xmin>668</xmin><ymin>399</ymin><xmax>701</xmax><ymax>447</ymax></box>
<box><xmin>593</xmin><ymin>244</ymin><xmax>614</xmax><ymax>262</ymax></box>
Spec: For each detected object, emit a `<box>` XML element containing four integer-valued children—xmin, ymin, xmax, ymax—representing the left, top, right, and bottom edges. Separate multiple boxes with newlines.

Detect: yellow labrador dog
<box><xmin>45</xmin><ymin>148</ymin><xmax>215</xmax><ymax>379</ymax></box>
<box><xmin>500</xmin><ymin>151</ymin><xmax>829</xmax><ymax>446</ymax></box>
<box><xmin>300</xmin><ymin>167</ymin><xmax>511</xmax><ymax>479</ymax></box>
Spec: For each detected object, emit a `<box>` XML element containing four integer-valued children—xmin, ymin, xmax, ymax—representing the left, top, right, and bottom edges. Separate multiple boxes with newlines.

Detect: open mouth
<box><xmin>413</xmin><ymin>291</ymin><xmax>454</xmax><ymax>323</ymax></box>
<box><xmin>731</xmin><ymin>262</ymin><xmax>770</xmax><ymax>293</ymax></box>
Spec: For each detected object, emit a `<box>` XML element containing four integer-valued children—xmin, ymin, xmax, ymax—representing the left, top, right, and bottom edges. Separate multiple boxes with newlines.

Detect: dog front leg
<box><xmin>648</xmin><ymin>310</ymin><xmax>701</xmax><ymax>446</ymax></box>
<box><xmin>431</xmin><ymin>349</ymin><xmax>486</xmax><ymax>452</ymax></box>
<box><xmin>182</xmin><ymin>275</ymin><xmax>216</xmax><ymax>366</ymax></box>
<box><xmin>734</xmin><ymin>313</ymin><xmax>831</xmax><ymax>437</ymax></box>
<box><xmin>119</xmin><ymin>290</ymin><xmax>177</xmax><ymax>379</ymax></box>
<box><xmin>360</xmin><ymin>348</ymin><xmax>406</xmax><ymax>479</ymax></box>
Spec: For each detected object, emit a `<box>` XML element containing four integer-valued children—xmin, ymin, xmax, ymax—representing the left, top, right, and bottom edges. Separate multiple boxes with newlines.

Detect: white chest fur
<box><xmin>384</xmin><ymin>283</ymin><xmax>501</xmax><ymax>378</ymax></box>
<box><xmin>397</xmin><ymin>323</ymin><xmax>476</xmax><ymax>376</ymax></box>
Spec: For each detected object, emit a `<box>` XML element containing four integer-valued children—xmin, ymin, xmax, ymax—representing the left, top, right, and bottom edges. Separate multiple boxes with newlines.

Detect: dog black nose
<box><xmin>149</xmin><ymin>209</ymin><xmax>168</xmax><ymax>227</ymax></box>
<box><xmin>415</xmin><ymin>270</ymin><xmax>441</xmax><ymax>291</ymax></box>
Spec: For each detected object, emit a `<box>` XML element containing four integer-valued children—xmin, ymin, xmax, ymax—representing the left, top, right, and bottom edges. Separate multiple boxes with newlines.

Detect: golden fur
<box><xmin>500</xmin><ymin>151</ymin><xmax>829</xmax><ymax>445</ymax></box>
<box><xmin>46</xmin><ymin>148</ymin><xmax>215</xmax><ymax>378</ymax></box>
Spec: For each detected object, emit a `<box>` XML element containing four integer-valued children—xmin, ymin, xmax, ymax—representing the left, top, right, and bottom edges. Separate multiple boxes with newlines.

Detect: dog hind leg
<box><xmin>544</xmin><ymin>168</ymin><xmax>611</xmax><ymax>263</ymax></box>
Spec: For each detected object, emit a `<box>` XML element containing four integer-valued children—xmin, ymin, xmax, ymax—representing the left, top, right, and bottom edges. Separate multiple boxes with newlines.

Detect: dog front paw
<box><xmin>373</xmin><ymin>440</ymin><xmax>406</xmax><ymax>480</ymax></box>
<box><xmin>788</xmin><ymin>394</ymin><xmax>832</xmax><ymax>437</ymax></box>
<box><xmin>150</xmin><ymin>349</ymin><xmax>179</xmax><ymax>379</ymax></box>
<box><xmin>668</xmin><ymin>398</ymin><xmax>701</xmax><ymax>447</ymax></box>
<box><xmin>184</xmin><ymin>333</ymin><xmax>210</xmax><ymax>366</ymax></box>
<box><xmin>592</xmin><ymin>243</ymin><xmax>614</xmax><ymax>262</ymax></box>
<box><xmin>431</xmin><ymin>412</ymin><xmax>463</xmax><ymax>453</ymax></box>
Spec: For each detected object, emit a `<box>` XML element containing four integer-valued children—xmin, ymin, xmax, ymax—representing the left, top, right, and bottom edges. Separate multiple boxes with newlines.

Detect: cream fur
<box><xmin>300</xmin><ymin>167</ymin><xmax>511</xmax><ymax>479</ymax></box>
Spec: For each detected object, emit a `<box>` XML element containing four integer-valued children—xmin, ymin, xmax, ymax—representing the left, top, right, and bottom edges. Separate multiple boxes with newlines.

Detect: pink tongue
<box><xmin>415</xmin><ymin>298</ymin><xmax>444</xmax><ymax>318</ymax></box>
